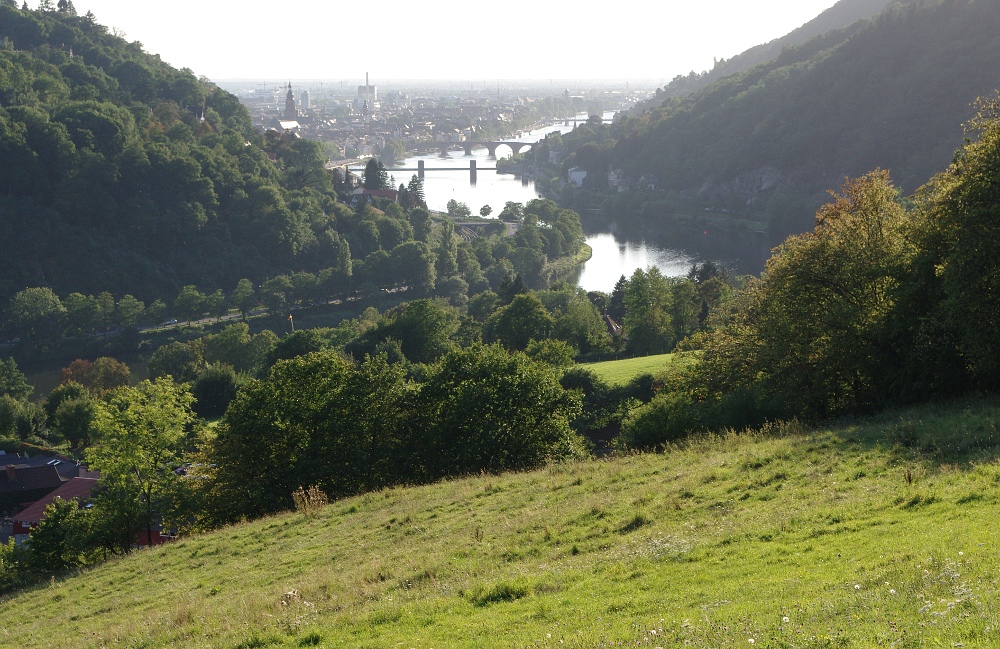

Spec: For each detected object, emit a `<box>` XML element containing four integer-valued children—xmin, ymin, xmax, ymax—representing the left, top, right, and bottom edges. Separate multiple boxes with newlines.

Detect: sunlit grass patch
<box><xmin>580</xmin><ymin>353</ymin><xmax>676</xmax><ymax>385</ymax></box>
<box><xmin>3</xmin><ymin>398</ymin><xmax>1000</xmax><ymax>647</ymax></box>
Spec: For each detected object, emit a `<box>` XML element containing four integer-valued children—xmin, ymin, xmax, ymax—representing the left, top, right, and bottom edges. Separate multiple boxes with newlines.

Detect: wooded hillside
<box><xmin>0</xmin><ymin>5</ymin><xmax>346</xmax><ymax>302</ymax></box>
<box><xmin>606</xmin><ymin>0</ymin><xmax>1000</xmax><ymax>233</ymax></box>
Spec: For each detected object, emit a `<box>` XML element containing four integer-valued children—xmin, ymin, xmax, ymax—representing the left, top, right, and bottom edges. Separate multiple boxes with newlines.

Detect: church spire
<box><xmin>284</xmin><ymin>80</ymin><xmax>297</xmax><ymax>120</ymax></box>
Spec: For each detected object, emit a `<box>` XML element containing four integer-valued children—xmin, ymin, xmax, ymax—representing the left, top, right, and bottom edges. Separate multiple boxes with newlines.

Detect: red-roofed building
<box><xmin>12</xmin><ymin>477</ymin><xmax>99</xmax><ymax>543</ymax></box>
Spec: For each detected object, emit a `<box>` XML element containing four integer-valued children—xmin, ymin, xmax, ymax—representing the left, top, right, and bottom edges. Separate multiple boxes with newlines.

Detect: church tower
<box><xmin>283</xmin><ymin>82</ymin><xmax>298</xmax><ymax>120</ymax></box>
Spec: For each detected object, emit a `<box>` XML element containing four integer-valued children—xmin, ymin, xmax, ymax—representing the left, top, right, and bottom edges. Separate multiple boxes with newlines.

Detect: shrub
<box><xmin>291</xmin><ymin>486</ymin><xmax>329</xmax><ymax>518</ymax></box>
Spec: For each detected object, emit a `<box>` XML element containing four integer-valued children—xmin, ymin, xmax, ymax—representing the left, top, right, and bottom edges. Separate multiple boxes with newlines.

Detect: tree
<box><xmin>408</xmin><ymin>207</ymin><xmax>432</xmax><ymax>242</ymax></box>
<box><xmin>413</xmin><ymin>344</ymin><xmax>582</xmax><ymax>478</ymax></box>
<box><xmin>260</xmin><ymin>275</ymin><xmax>293</xmax><ymax>315</ymax></box>
<box><xmin>26</xmin><ymin>498</ymin><xmax>92</xmax><ymax>572</ymax></box>
<box><xmin>608</xmin><ymin>275</ymin><xmax>627</xmax><ymax>321</ymax></box>
<box><xmin>446</xmin><ymin>199</ymin><xmax>471</xmax><ymax>218</ymax></box>
<box><xmin>406</xmin><ymin>174</ymin><xmax>425</xmax><ymax>208</ymax></box>
<box><xmin>64</xmin><ymin>293</ymin><xmax>101</xmax><ymax>335</ymax></box>
<box><xmin>204</xmin><ymin>352</ymin><xmax>409</xmax><ymax>522</ymax></box>
<box><xmin>363</xmin><ymin>158</ymin><xmax>389</xmax><ymax>190</ymax></box>
<box><xmin>488</xmin><ymin>293</ymin><xmax>554</xmax><ymax>351</ymax></box>
<box><xmin>0</xmin><ymin>358</ymin><xmax>32</xmax><ymax>401</ymax></box>
<box><xmin>497</xmin><ymin>273</ymin><xmax>528</xmax><ymax>305</ymax></box>
<box><xmin>205</xmin><ymin>289</ymin><xmax>227</xmax><ymax>321</ymax></box>
<box><xmin>115</xmin><ymin>295</ymin><xmax>145</xmax><ymax>328</ymax></box>
<box><xmin>389</xmin><ymin>241</ymin><xmax>437</xmax><ymax>295</ymax></box>
<box><xmin>700</xmin><ymin>171</ymin><xmax>914</xmax><ymax>420</ymax></box>
<box><xmin>623</xmin><ymin>268</ymin><xmax>674</xmax><ymax>356</ymax></box>
<box><xmin>525</xmin><ymin>338</ymin><xmax>577</xmax><ymax>367</ymax></box>
<box><xmin>435</xmin><ymin>220</ymin><xmax>459</xmax><ymax>278</ymax></box>
<box><xmin>203</xmin><ymin>322</ymin><xmax>252</xmax><ymax>370</ymax></box>
<box><xmin>173</xmin><ymin>285</ymin><xmax>206</xmax><ymax>324</ymax></box>
<box><xmin>95</xmin><ymin>292</ymin><xmax>115</xmax><ymax>330</ymax></box>
<box><xmin>230</xmin><ymin>279</ymin><xmax>257</xmax><ymax>319</ymax></box>
<box><xmin>60</xmin><ymin>357</ymin><xmax>130</xmax><ymax>395</ymax></box>
<box><xmin>86</xmin><ymin>378</ymin><xmax>196</xmax><ymax>549</ymax></box>
<box><xmin>480</xmin><ymin>205</ymin><xmax>493</xmax><ymax>218</ymax></box>
<box><xmin>50</xmin><ymin>396</ymin><xmax>97</xmax><ymax>448</ymax></box>
<box><xmin>147</xmin><ymin>342</ymin><xmax>202</xmax><ymax>383</ymax></box>
<box><xmin>146</xmin><ymin>299</ymin><xmax>167</xmax><ymax>324</ymax></box>
<box><xmin>191</xmin><ymin>364</ymin><xmax>238</xmax><ymax>420</ymax></box>
<box><xmin>922</xmin><ymin>96</ymin><xmax>1000</xmax><ymax>388</ymax></box>
<box><xmin>498</xmin><ymin>201</ymin><xmax>523</xmax><ymax>222</ymax></box>
<box><xmin>6</xmin><ymin>287</ymin><xmax>66</xmax><ymax>342</ymax></box>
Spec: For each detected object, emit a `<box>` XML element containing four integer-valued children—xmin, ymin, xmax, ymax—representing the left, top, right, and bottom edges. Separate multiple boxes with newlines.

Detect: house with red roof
<box><xmin>11</xmin><ymin>477</ymin><xmax>99</xmax><ymax>544</ymax></box>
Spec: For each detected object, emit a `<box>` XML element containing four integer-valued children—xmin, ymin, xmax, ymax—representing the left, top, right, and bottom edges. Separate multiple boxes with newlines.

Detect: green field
<box><xmin>580</xmin><ymin>353</ymin><xmax>677</xmax><ymax>384</ymax></box>
<box><xmin>3</xmin><ymin>398</ymin><xmax>1000</xmax><ymax>648</ymax></box>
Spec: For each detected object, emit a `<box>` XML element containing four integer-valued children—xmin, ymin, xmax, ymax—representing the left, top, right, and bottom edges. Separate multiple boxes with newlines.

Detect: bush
<box><xmin>617</xmin><ymin>391</ymin><xmax>703</xmax><ymax>450</ymax></box>
<box><xmin>192</xmin><ymin>364</ymin><xmax>238</xmax><ymax>419</ymax></box>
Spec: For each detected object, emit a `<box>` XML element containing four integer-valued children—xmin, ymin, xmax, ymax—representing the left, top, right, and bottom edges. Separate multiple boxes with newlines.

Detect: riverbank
<box><xmin>547</xmin><ymin>242</ymin><xmax>592</xmax><ymax>284</ymax></box>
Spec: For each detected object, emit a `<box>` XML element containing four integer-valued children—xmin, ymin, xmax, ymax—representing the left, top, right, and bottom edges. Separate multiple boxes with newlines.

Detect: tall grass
<box><xmin>2</xmin><ymin>398</ymin><xmax>1000</xmax><ymax>647</ymax></box>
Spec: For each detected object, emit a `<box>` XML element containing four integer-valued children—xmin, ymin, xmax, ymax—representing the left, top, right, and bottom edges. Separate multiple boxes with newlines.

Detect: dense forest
<box><xmin>0</xmin><ymin>4</ymin><xmax>352</xmax><ymax>302</ymax></box>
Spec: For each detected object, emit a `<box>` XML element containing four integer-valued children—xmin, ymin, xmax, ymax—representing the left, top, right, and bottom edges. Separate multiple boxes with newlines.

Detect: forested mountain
<box><xmin>603</xmin><ymin>0</ymin><xmax>1000</xmax><ymax>234</ymax></box>
<box><xmin>637</xmin><ymin>0</ymin><xmax>891</xmax><ymax>105</ymax></box>
<box><xmin>0</xmin><ymin>5</ymin><xmax>349</xmax><ymax>303</ymax></box>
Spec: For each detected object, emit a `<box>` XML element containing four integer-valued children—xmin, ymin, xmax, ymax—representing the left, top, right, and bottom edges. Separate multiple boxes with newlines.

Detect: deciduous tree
<box><xmin>87</xmin><ymin>378</ymin><xmax>196</xmax><ymax>549</ymax></box>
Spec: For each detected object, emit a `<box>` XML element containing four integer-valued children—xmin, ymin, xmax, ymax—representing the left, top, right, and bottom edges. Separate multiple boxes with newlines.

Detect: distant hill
<box><xmin>0</xmin><ymin>6</ymin><xmax>345</xmax><ymax>303</ymax></box>
<box><xmin>635</xmin><ymin>0</ymin><xmax>892</xmax><ymax>107</ymax></box>
<box><xmin>613</xmin><ymin>0</ymin><xmax>1000</xmax><ymax>229</ymax></box>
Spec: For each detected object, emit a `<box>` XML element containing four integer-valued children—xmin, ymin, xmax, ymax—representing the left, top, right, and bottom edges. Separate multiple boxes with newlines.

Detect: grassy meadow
<box><xmin>3</xmin><ymin>399</ymin><xmax>1000</xmax><ymax>648</ymax></box>
<box><xmin>580</xmin><ymin>353</ymin><xmax>678</xmax><ymax>385</ymax></box>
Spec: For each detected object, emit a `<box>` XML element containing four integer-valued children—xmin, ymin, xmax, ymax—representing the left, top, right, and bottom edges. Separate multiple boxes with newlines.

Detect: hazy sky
<box><xmin>73</xmin><ymin>0</ymin><xmax>841</xmax><ymax>82</ymax></box>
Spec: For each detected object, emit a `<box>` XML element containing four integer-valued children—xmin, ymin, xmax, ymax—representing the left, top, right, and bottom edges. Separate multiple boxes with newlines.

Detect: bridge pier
<box><xmin>486</xmin><ymin>144</ymin><xmax>498</xmax><ymax>158</ymax></box>
<box><xmin>463</xmin><ymin>143</ymin><xmax>474</xmax><ymax>156</ymax></box>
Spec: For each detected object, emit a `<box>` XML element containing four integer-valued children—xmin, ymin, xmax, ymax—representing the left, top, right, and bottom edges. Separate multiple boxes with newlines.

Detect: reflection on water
<box><xmin>570</xmin><ymin>233</ymin><xmax>699</xmax><ymax>293</ymax></box>
<box><xmin>393</xmin><ymin>120</ymin><xmax>582</xmax><ymax>214</ymax></box>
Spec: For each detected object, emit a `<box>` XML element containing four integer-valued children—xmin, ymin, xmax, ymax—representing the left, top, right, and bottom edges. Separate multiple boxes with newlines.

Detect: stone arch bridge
<box><xmin>412</xmin><ymin>141</ymin><xmax>533</xmax><ymax>158</ymax></box>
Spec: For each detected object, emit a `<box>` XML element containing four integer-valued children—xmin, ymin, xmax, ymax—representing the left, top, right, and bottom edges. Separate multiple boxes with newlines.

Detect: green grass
<box><xmin>3</xmin><ymin>398</ymin><xmax>1000</xmax><ymax>647</ymax></box>
<box><xmin>580</xmin><ymin>353</ymin><xmax>676</xmax><ymax>385</ymax></box>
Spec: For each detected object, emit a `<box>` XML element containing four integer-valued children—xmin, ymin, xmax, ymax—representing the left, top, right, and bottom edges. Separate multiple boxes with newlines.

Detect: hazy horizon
<box><xmin>71</xmin><ymin>0</ymin><xmax>843</xmax><ymax>83</ymax></box>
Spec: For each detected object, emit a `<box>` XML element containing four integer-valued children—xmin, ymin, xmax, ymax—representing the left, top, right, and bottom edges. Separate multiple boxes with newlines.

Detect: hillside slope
<box><xmin>2</xmin><ymin>399</ymin><xmax>999</xmax><ymax>647</ymax></box>
<box><xmin>640</xmin><ymin>0</ymin><xmax>891</xmax><ymax>105</ymax></box>
<box><xmin>0</xmin><ymin>7</ymin><xmax>345</xmax><ymax>303</ymax></box>
<box><xmin>615</xmin><ymin>0</ymin><xmax>1000</xmax><ymax>223</ymax></box>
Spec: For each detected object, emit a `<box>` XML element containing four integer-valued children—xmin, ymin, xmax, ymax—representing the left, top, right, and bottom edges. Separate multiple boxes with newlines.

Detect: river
<box><xmin>391</xmin><ymin>114</ymin><xmax>735</xmax><ymax>294</ymax></box>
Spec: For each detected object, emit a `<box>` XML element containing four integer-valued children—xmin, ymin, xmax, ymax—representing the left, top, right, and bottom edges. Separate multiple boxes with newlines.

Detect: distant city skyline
<box><xmin>73</xmin><ymin>0</ymin><xmax>841</xmax><ymax>82</ymax></box>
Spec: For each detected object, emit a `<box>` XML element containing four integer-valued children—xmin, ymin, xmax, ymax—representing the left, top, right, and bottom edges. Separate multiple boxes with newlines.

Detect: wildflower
<box><xmin>890</xmin><ymin>589</ymin><xmax>896</xmax><ymax>595</ymax></box>
<box><xmin>854</xmin><ymin>584</ymin><xmax>861</xmax><ymax>590</ymax></box>
<box><xmin>749</xmin><ymin>640</ymin><xmax>755</xmax><ymax>645</ymax></box>
<box><xmin>782</xmin><ymin>616</ymin><xmax>790</xmax><ymax>623</ymax></box>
